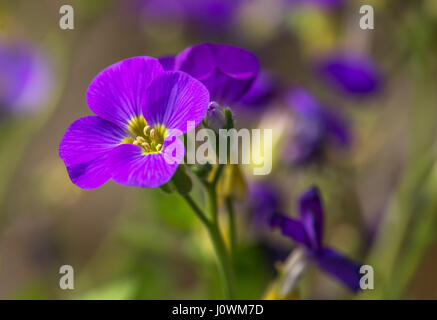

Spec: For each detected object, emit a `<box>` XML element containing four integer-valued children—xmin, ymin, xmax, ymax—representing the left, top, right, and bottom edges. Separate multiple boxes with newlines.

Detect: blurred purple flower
<box><xmin>166</xmin><ymin>43</ymin><xmax>260</xmax><ymax>106</ymax></box>
<box><xmin>0</xmin><ymin>41</ymin><xmax>52</xmax><ymax>114</ymax></box>
<box><xmin>271</xmin><ymin>186</ymin><xmax>362</xmax><ymax>292</ymax></box>
<box><xmin>285</xmin><ymin>88</ymin><xmax>350</xmax><ymax>165</ymax></box>
<box><xmin>134</xmin><ymin>0</ymin><xmax>242</xmax><ymax>31</ymax></box>
<box><xmin>59</xmin><ymin>57</ymin><xmax>209</xmax><ymax>189</ymax></box>
<box><xmin>248</xmin><ymin>182</ymin><xmax>283</xmax><ymax>229</ymax></box>
<box><xmin>285</xmin><ymin>0</ymin><xmax>345</xmax><ymax>10</ymax></box>
<box><xmin>317</xmin><ymin>54</ymin><xmax>381</xmax><ymax>96</ymax></box>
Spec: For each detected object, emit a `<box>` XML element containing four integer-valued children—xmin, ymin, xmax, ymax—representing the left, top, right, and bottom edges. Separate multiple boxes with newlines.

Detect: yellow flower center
<box><xmin>124</xmin><ymin>116</ymin><xmax>167</xmax><ymax>154</ymax></box>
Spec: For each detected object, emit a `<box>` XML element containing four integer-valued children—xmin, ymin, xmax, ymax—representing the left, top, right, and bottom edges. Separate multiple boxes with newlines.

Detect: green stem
<box><xmin>206</xmin><ymin>184</ymin><xmax>218</xmax><ymax>224</ymax></box>
<box><xmin>181</xmin><ymin>193</ymin><xmax>210</xmax><ymax>229</ymax></box>
<box><xmin>207</xmin><ymin>221</ymin><xmax>235</xmax><ymax>299</ymax></box>
<box><xmin>212</xmin><ymin>163</ymin><xmax>225</xmax><ymax>186</ymax></box>
<box><xmin>225</xmin><ymin>196</ymin><xmax>236</xmax><ymax>262</ymax></box>
<box><xmin>181</xmin><ymin>193</ymin><xmax>235</xmax><ymax>299</ymax></box>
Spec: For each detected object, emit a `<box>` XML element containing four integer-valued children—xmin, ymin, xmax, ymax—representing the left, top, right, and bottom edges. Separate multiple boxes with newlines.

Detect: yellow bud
<box><xmin>217</xmin><ymin>164</ymin><xmax>247</xmax><ymax>203</ymax></box>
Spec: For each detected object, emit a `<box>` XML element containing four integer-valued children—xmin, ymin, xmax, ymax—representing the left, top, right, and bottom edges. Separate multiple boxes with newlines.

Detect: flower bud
<box><xmin>205</xmin><ymin>101</ymin><xmax>226</xmax><ymax>131</ymax></box>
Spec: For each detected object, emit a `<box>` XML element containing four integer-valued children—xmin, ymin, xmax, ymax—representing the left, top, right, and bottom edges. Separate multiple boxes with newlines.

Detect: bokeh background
<box><xmin>1</xmin><ymin>0</ymin><xmax>437</xmax><ymax>299</ymax></box>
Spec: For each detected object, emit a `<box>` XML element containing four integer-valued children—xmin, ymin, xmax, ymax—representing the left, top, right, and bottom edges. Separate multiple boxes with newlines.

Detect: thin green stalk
<box><xmin>207</xmin><ymin>222</ymin><xmax>235</xmax><ymax>299</ymax></box>
<box><xmin>212</xmin><ymin>163</ymin><xmax>225</xmax><ymax>186</ymax></box>
<box><xmin>181</xmin><ymin>193</ymin><xmax>210</xmax><ymax>229</ymax></box>
<box><xmin>206</xmin><ymin>184</ymin><xmax>218</xmax><ymax>224</ymax></box>
<box><xmin>225</xmin><ymin>196</ymin><xmax>236</xmax><ymax>262</ymax></box>
<box><xmin>206</xmin><ymin>166</ymin><xmax>236</xmax><ymax>298</ymax></box>
<box><xmin>181</xmin><ymin>193</ymin><xmax>234</xmax><ymax>299</ymax></box>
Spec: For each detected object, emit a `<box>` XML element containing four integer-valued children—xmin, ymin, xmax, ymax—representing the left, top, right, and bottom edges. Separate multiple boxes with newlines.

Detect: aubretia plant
<box><xmin>59</xmin><ymin>42</ymin><xmax>362</xmax><ymax>299</ymax></box>
<box><xmin>59</xmin><ymin>44</ymin><xmax>262</xmax><ymax>299</ymax></box>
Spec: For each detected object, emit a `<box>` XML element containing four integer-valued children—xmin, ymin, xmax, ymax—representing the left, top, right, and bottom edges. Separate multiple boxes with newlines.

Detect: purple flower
<box><xmin>271</xmin><ymin>186</ymin><xmax>362</xmax><ymax>292</ymax></box>
<box><xmin>59</xmin><ymin>57</ymin><xmax>209</xmax><ymax>189</ymax></box>
<box><xmin>317</xmin><ymin>54</ymin><xmax>381</xmax><ymax>96</ymax></box>
<box><xmin>164</xmin><ymin>43</ymin><xmax>260</xmax><ymax>106</ymax></box>
<box><xmin>285</xmin><ymin>88</ymin><xmax>350</xmax><ymax>165</ymax></box>
<box><xmin>0</xmin><ymin>41</ymin><xmax>52</xmax><ymax>114</ymax></box>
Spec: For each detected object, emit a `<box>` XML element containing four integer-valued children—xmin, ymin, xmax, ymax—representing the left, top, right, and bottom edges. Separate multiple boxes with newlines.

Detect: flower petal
<box><xmin>201</xmin><ymin>69</ymin><xmax>256</xmax><ymax>106</ymax></box>
<box><xmin>108</xmin><ymin>136</ymin><xmax>185</xmax><ymax>188</ymax></box>
<box><xmin>59</xmin><ymin>116</ymin><xmax>127</xmax><ymax>189</ymax></box>
<box><xmin>271</xmin><ymin>213</ymin><xmax>311</xmax><ymax>247</ymax></box>
<box><xmin>313</xmin><ymin>247</ymin><xmax>362</xmax><ymax>292</ymax></box>
<box><xmin>86</xmin><ymin>57</ymin><xmax>164</xmax><ymax>128</ymax></box>
<box><xmin>174</xmin><ymin>43</ymin><xmax>259</xmax><ymax>105</ymax></box>
<box><xmin>159</xmin><ymin>55</ymin><xmax>176</xmax><ymax>71</ymax></box>
<box><xmin>142</xmin><ymin>71</ymin><xmax>209</xmax><ymax>133</ymax></box>
<box><xmin>298</xmin><ymin>186</ymin><xmax>324</xmax><ymax>251</ymax></box>
<box><xmin>287</xmin><ymin>88</ymin><xmax>322</xmax><ymax>116</ymax></box>
<box><xmin>214</xmin><ymin>43</ymin><xmax>259</xmax><ymax>79</ymax></box>
<box><xmin>249</xmin><ymin>182</ymin><xmax>282</xmax><ymax>229</ymax></box>
<box><xmin>174</xmin><ymin>43</ymin><xmax>216</xmax><ymax>80</ymax></box>
<box><xmin>239</xmin><ymin>71</ymin><xmax>277</xmax><ymax>108</ymax></box>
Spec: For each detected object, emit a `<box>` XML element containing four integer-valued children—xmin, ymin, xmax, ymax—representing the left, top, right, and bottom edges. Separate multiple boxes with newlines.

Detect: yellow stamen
<box><xmin>150</xmin><ymin>129</ymin><xmax>156</xmax><ymax>140</ymax></box>
<box><xmin>143</xmin><ymin>125</ymin><xmax>151</xmax><ymax>136</ymax></box>
<box><xmin>142</xmin><ymin>142</ymin><xmax>151</xmax><ymax>151</ymax></box>
<box><xmin>127</xmin><ymin>116</ymin><xmax>168</xmax><ymax>154</ymax></box>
